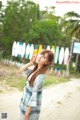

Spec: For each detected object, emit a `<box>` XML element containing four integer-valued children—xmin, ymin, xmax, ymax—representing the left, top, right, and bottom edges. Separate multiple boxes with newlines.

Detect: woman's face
<box><xmin>36</xmin><ymin>53</ymin><xmax>49</xmax><ymax>66</ymax></box>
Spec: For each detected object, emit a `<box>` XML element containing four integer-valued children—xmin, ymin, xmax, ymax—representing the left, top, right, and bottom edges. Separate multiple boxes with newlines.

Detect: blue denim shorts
<box><xmin>20</xmin><ymin>110</ymin><xmax>25</xmax><ymax>120</ymax></box>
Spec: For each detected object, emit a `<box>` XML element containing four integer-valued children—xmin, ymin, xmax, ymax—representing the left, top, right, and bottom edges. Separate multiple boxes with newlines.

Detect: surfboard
<box><xmin>29</xmin><ymin>44</ymin><xmax>34</xmax><ymax>59</ymax></box>
<box><xmin>12</xmin><ymin>41</ymin><xmax>17</xmax><ymax>57</ymax></box>
<box><xmin>47</xmin><ymin>45</ymin><xmax>50</xmax><ymax>50</ymax></box>
<box><xmin>15</xmin><ymin>42</ymin><xmax>19</xmax><ymax>57</ymax></box>
<box><xmin>21</xmin><ymin>43</ymin><xmax>26</xmax><ymax>58</ymax></box>
<box><xmin>25</xmin><ymin>43</ymin><xmax>31</xmax><ymax>59</ymax></box>
<box><xmin>54</xmin><ymin>46</ymin><xmax>59</xmax><ymax>64</ymax></box>
<box><xmin>51</xmin><ymin>45</ymin><xmax>55</xmax><ymax>54</ymax></box>
<box><xmin>38</xmin><ymin>45</ymin><xmax>42</xmax><ymax>53</ymax></box>
<box><xmin>17</xmin><ymin>42</ymin><xmax>23</xmax><ymax>58</ymax></box>
<box><xmin>33</xmin><ymin>44</ymin><xmax>38</xmax><ymax>55</ymax></box>
<box><xmin>64</xmin><ymin>48</ymin><xmax>70</xmax><ymax>65</ymax></box>
<box><xmin>59</xmin><ymin>47</ymin><xmax>64</xmax><ymax>65</ymax></box>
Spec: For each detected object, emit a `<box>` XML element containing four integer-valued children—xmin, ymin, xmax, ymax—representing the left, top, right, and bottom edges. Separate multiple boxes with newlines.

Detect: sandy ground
<box><xmin>0</xmin><ymin>78</ymin><xmax>80</xmax><ymax>120</ymax></box>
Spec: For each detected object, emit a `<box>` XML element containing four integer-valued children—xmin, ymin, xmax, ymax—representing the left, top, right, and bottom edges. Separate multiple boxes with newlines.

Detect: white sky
<box><xmin>2</xmin><ymin>0</ymin><xmax>80</xmax><ymax>16</ymax></box>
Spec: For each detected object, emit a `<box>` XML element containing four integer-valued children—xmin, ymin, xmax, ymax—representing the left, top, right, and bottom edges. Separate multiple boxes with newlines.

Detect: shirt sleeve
<box><xmin>23</xmin><ymin>66</ymin><xmax>34</xmax><ymax>76</ymax></box>
<box><xmin>27</xmin><ymin>74</ymin><xmax>45</xmax><ymax>107</ymax></box>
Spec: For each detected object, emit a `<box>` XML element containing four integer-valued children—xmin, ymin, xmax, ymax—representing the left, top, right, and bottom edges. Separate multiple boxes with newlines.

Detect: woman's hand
<box><xmin>30</xmin><ymin>55</ymin><xmax>37</xmax><ymax>64</ymax></box>
<box><xmin>24</xmin><ymin>113</ymin><xmax>29</xmax><ymax>120</ymax></box>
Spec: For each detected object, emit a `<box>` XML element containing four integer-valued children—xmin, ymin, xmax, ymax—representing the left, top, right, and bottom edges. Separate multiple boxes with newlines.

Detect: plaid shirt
<box><xmin>20</xmin><ymin>73</ymin><xmax>45</xmax><ymax>112</ymax></box>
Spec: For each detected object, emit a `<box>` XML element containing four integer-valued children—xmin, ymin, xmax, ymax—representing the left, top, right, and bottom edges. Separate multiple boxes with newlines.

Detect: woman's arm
<box><xmin>18</xmin><ymin>62</ymin><xmax>33</xmax><ymax>74</ymax></box>
<box><xmin>24</xmin><ymin>106</ymin><xmax>32</xmax><ymax>120</ymax></box>
<box><xmin>18</xmin><ymin>55</ymin><xmax>36</xmax><ymax>74</ymax></box>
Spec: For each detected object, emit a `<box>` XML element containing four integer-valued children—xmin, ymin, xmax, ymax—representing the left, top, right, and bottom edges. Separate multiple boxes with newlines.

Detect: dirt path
<box><xmin>40</xmin><ymin>78</ymin><xmax>80</xmax><ymax>120</ymax></box>
<box><xmin>0</xmin><ymin>78</ymin><xmax>80</xmax><ymax>120</ymax></box>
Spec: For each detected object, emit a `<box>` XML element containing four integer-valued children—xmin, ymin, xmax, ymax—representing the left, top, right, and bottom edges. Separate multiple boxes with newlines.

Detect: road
<box><xmin>0</xmin><ymin>79</ymin><xmax>80</xmax><ymax>120</ymax></box>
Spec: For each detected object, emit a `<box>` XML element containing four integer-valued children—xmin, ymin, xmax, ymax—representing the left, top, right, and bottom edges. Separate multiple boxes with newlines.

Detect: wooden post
<box><xmin>74</xmin><ymin>39</ymin><xmax>80</xmax><ymax>71</ymax></box>
<box><xmin>75</xmin><ymin>54</ymin><xmax>79</xmax><ymax>71</ymax></box>
<box><xmin>65</xmin><ymin>38</ymin><xmax>74</xmax><ymax>77</ymax></box>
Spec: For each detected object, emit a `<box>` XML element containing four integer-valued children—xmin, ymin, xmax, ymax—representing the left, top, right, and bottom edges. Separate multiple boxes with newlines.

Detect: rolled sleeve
<box><xmin>27</xmin><ymin>74</ymin><xmax>45</xmax><ymax>107</ymax></box>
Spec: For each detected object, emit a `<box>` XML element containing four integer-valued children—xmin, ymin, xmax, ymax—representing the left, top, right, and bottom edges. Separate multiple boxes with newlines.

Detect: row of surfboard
<box><xmin>12</xmin><ymin>41</ymin><xmax>70</xmax><ymax>65</ymax></box>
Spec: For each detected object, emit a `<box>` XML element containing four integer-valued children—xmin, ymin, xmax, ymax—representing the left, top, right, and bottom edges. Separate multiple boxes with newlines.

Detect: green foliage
<box><xmin>40</xmin><ymin>6</ymin><xmax>56</xmax><ymax>20</ymax></box>
<box><xmin>0</xmin><ymin>1</ymin><xmax>4</xmax><ymax>44</ymax></box>
<box><xmin>60</xmin><ymin>11</ymin><xmax>80</xmax><ymax>71</ymax></box>
<box><xmin>28</xmin><ymin>19</ymin><xmax>63</xmax><ymax>45</ymax></box>
<box><xmin>62</xmin><ymin>11</ymin><xmax>80</xmax><ymax>39</ymax></box>
<box><xmin>1</xmin><ymin>0</ymin><xmax>38</xmax><ymax>56</ymax></box>
<box><xmin>0</xmin><ymin>0</ymin><xmax>63</xmax><ymax>58</ymax></box>
<box><xmin>2</xmin><ymin>0</ymin><xmax>38</xmax><ymax>41</ymax></box>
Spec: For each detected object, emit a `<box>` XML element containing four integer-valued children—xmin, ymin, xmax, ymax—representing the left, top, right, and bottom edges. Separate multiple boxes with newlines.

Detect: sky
<box><xmin>2</xmin><ymin>0</ymin><xmax>80</xmax><ymax>16</ymax></box>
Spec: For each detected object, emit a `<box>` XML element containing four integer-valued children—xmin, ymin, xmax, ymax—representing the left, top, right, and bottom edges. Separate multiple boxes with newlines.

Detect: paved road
<box><xmin>0</xmin><ymin>79</ymin><xmax>80</xmax><ymax>120</ymax></box>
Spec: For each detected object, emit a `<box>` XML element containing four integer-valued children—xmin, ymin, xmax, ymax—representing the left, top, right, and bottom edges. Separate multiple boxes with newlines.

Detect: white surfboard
<box><xmin>12</xmin><ymin>41</ymin><xmax>17</xmax><ymax>57</ymax></box>
<box><xmin>25</xmin><ymin>43</ymin><xmax>31</xmax><ymax>59</ymax></box>
<box><xmin>47</xmin><ymin>45</ymin><xmax>50</xmax><ymax>50</ymax></box>
<box><xmin>15</xmin><ymin>42</ymin><xmax>19</xmax><ymax>57</ymax></box>
<box><xmin>54</xmin><ymin>46</ymin><xmax>59</xmax><ymax>64</ymax></box>
<box><xmin>21</xmin><ymin>43</ymin><xmax>26</xmax><ymax>58</ymax></box>
<box><xmin>64</xmin><ymin>48</ymin><xmax>70</xmax><ymax>65</ymax></box>
<box><xmin>59</xmin><ymin>47</ymin><xmax>64</xmax><ymax>65</ymax></box>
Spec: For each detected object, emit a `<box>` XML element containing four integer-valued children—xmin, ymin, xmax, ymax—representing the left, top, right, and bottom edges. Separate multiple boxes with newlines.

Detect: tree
<box><xmin>62</xmin><ymin>11</ymin><xmax>80</xmax><ymax>39</ymax></box>
<box><xmin>0</xmin><ymin>1</ymin><xmax>4</xmax><ymax>41</ymax></box>
<box><xmin>1</xmin><ymin>0</ymin><xmax>39</xmax><ymax>56</ymax></box>
<box><xmin>28</xmin><ymin>19</ymin><xmax>63</xmax><ymax>45</ymax></box>
<box><xmin>40</xmin><ymin>6</ymin><xmax>57</xmax><ymax>21</ymax></box>
<box><xmin>0</xmin><ymin>1</ymin><xmax>2</xmax><ymax>38</ymax></box>
<box><xmin>62</xmin><ymin>11</ymin><xmax>80</xmax><ymax>71</ymax></box>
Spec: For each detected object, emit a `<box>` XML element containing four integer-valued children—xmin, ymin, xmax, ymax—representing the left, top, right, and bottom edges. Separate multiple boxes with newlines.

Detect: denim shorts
<box><xmin>20</xmin><ymin>109</ymin><xmax>40</xmax><ymax>120</ymax></box>
<box><xmin>20</xmin><ymin>110</ymin><xmax>25</xmax><ymax>120</ymax></box>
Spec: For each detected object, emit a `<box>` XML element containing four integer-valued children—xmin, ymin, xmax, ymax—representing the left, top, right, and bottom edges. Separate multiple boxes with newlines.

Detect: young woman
<box><xmin>18</xmin><ymin>49</ymin><xmax>54</xmax><ymax>120</ymax></box>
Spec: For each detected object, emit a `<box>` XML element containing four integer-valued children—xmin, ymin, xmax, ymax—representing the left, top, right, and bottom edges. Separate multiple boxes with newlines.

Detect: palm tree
<box><xmin>39</xmin><ymin>6</ymin><xmax>58</xmax><ymax>21</ymax></box>
<box><xmin>63</xmin><ymin>11</ymin><xmax>80</xmax><ymax>39</ymax></box>
<box><xmin>63</xmin><ymin>11</ymin><xmax>80</xmax><ymax>71</ymax></box>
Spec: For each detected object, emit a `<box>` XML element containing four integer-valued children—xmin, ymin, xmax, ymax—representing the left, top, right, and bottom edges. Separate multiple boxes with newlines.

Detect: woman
<box><xmin>18</xmin><ymin>49</ymin><xmax>54</xmax><ymax>120</ymax></box>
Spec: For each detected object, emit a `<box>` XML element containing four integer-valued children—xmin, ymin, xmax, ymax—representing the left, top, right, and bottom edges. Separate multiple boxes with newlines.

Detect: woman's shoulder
<box><xmin>37</xmin><ymin>74</ymin><xmax>45</xmax><ymax>78</ymax></box>
<box><xmin>33</xmin><ymin>74</ymin><xmax>45</xmax><ymax>89</ymax></box>
<box><xmin>35</xmin><ymin>74</ymin><xmax>45</xmax><ymax>83</ymax></box>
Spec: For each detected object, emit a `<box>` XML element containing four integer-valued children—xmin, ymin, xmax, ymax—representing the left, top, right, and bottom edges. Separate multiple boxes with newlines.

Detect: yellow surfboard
<box><xmin>38</xmin><ymin>45</ymin><xmax>42</xmax><ymax>53</ymax></box>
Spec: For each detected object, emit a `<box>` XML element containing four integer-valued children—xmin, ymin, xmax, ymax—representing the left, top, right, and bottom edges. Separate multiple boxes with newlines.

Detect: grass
<box><xmin>44</xmin><ymin>74</ymin><xmax>70</xmax><ymax>86</ymax></box>
<box><xmin>0</xmin><ymin>63</ymin><xmax>75</xmax><ymax>92</ymax></box>
<box><xmin>5</xmin><ymin>76</ymin><xmax>26</xmax><ymax>91</ymax></box>
<box><xmin>0</xmin><ymin>64</ymin><xmax>26</xmax><ymax>91</ymax></box>
<box><xmin>0</xmin><ymin>75</ymin><xmax>70</xmax><ymax>91</ymax></box>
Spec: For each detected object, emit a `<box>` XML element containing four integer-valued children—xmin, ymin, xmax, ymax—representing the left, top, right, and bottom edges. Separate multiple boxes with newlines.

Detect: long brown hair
<box><xmin>28</xmin><ymin>49</ymin><xmax>54</xmax><ymax>87</ymax></box>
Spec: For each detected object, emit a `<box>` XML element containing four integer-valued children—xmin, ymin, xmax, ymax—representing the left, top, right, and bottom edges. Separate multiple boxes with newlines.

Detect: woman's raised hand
<box><xmin>30</xmin><ymin>55</ymin><xmax>37</xmax><ymax>64</ymax></box>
